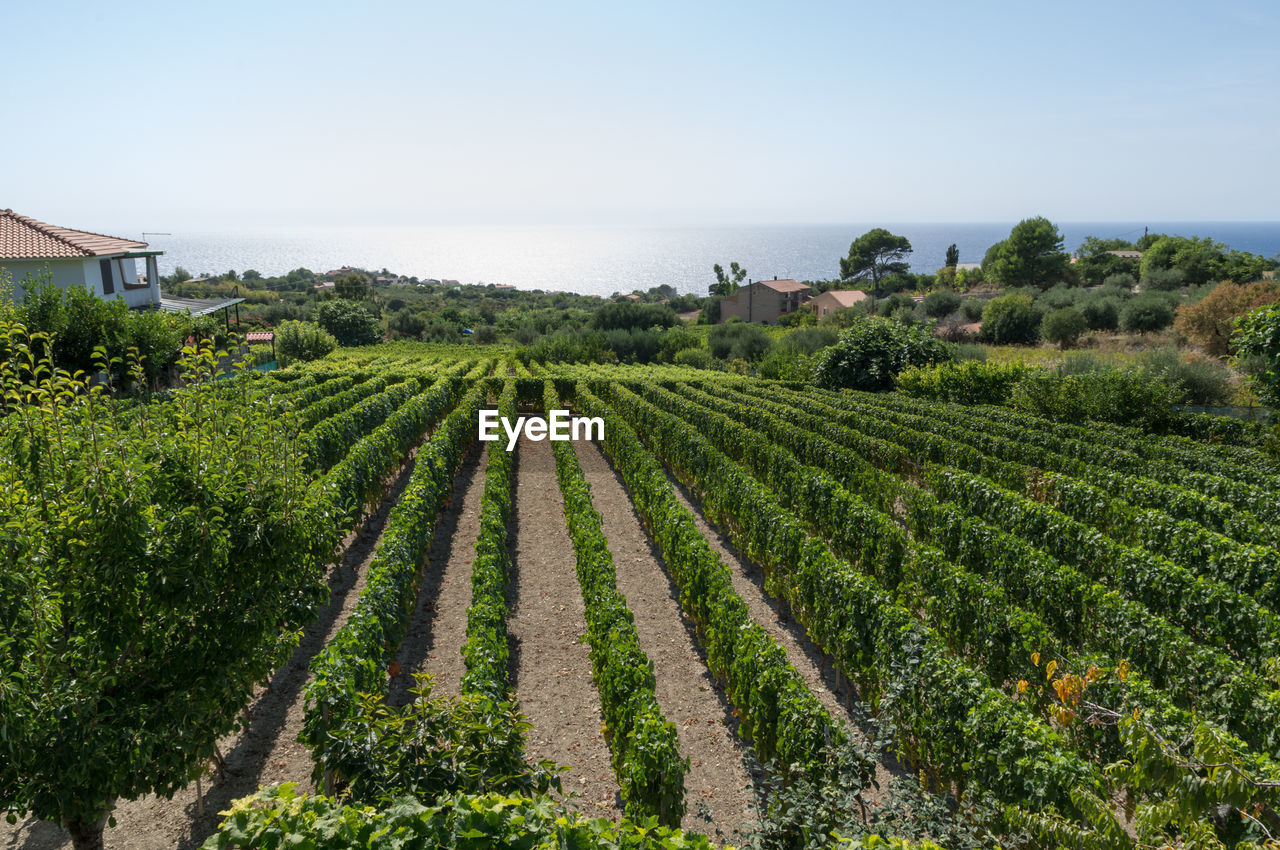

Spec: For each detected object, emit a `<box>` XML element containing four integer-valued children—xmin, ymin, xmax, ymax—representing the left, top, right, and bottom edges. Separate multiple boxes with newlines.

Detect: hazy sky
<box><xmin>3</xmin><ymin>0</ymin><xmax>1278</xmax><ymax>231</ymax></box>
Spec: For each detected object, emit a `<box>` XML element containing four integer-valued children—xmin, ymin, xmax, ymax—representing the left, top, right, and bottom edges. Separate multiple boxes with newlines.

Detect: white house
<box><xmin>0</xmin><ymin>209</ymin><xmax>163</xmax><ymax>310</ymax></box>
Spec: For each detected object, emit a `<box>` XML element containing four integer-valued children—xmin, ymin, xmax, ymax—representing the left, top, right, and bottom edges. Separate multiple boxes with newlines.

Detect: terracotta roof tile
<box><xmin>0</xmin><ymin>209</ymin><xmax>148</xmax><ymax>260</ymax></box>
<box><xmin>820</xmin><ymin>289</ymin><xmax>868</xmax><ymax>306</ymax></box>
<box><xmin>759</xmin><ymin>279</ymin><xmax>810</xmax><ymax>293</ymax></box>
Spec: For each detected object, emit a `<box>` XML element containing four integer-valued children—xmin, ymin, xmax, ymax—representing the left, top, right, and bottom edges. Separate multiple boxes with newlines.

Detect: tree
<box><xmin>839</xmin><ymin>228</ymin><xmax>913</xmax><ymax>295</ymax></box>
<box><xmin>0</xmin><ymin>336</ymin><xmax>333</xmax><ymax>850</ymax></box>
<box><xmin>813</xmin><ymin>315</ymin><xmax>952</xmax><ymax>391</ymax></box>
<box><xmin>1234</xmin><ymin>303</ymin><xmax>1280</xmax><ymax>407</ymax></box>
<box><xmin>276</xmin><ymin>320</ymin><xmax>339</xmax><ymax>365</ymax></box>
<box><xmin>334</xmin><ymin>273</ymin><xmax>369</xmax><ymax>300</ymax></box>
<box><xmin>978</xmin><ymin>293</ymin><xmax>1040</xmax><ymax>345</ymax></box>
<box><xmin>708</xmin><ymin>322</ymin><xmax>773</xmax><ymax>362</ymax></box>
<box><xmin>315</xmin><ymin>299</ymin><xmax>384</xmax><ymax>346</ymax></box>
<box><xmin>1177</xmin><ymin>281</ymin><xmax>1280</xmax><ymax>356</ymax></box>
<box><xmin>1041</xmin><ymin>306</ymin><xmax>1087</xmax><ymax>349</ymax></box>
<box><xmin>1139</xmin><ymin>235</ymin><xmax>1225</xmax><ymax>286</ymax></box>
<box><xmin>923</xmin><ymin>289</ymin><xmax>961</xmax><ymax>319</ymax></box>
<box><xmin>710</xmin><ymin>262</ymin><xmax>747</xmax><ymax>297</ymax></box>
<box><xmin>1073</xmin><ymin>236</ymin><xmax>1138</xmax><ymax>286</ymax></box>
<box><xmin>985</xmin><ymin>217</ymin><xmax>1070</xmax><ymax>290</ymax></box>
<box><xmin>945</xmin><ymin>243</ymin><xmax>959</xmax><ymax>268</ymax></box>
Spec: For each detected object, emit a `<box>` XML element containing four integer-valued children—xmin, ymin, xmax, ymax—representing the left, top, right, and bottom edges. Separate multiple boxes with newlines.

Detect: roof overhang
<box><xmin>158</xmin><ymin>295</ymin><xmax>245</xmax><ymax>316</ymax></box>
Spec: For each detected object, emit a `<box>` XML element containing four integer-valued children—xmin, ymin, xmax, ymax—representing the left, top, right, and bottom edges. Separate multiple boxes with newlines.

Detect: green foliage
<box><xmin>590</xmin><ymin>301</ymin><xmax>678</xmax><ymax>331</ymax></box>
<box><xmin>672</xmin><ymin>347</ymin><xmax>713</xmax><ymax>369</ymax></box>
<box><xmin>275</xmin><ymin>319</ymin><xmax>338</xmax><ymax>366</ymax></box>
<box><xmin>708</xmin><ymin>321</ymin><xmax>773</xmax><ymax>362</ymax></box>
<box><xmin>315</xmin><ymin>299</ymin><xmax>384</xmax><ymax>347</ymax></box>
<box><xmin>334</xmin><ymin>273</ymin><xmax>369</xmax><ymax>300</ymax></box>
<box><xmin>1078</xmin><ymin>295</ymin><xmax>1122</xmax><ymax>331</ymax></box>
<box><xmin>897</xmin><ymin>360</ymin><xmax>1030</xmax><ymax>405</ymax></box>
<box><xmin>922</xmin><ymin>289</ymin><xmax>961</xmax><ymax>318</ymax></box>
<box><xmin>0</xmin><ymin>332</ymin><xmax>334</xmax><ymax>846</ymax></box>
<box><xmin>202</xmin><ymin>785</ymin><xmax>718</xmax><ymax>850</ymax></box>
<box><xmin>986</xmin><ymin>217</ymin><xmax>1071</xmax><ymax>289</ymax></box>
<box><xmin>656</xmin><ymin>325</ymin><xmax>701</xmax><ymax>361</ymax></box>
<box><xmin>1139</xmin><ymin>348</ymin><xmax>1235</xmax><ymax>405</ymax></box>
<box><xmin>1140</xmin><ymin>235</ymin><xmax>1226</xmax><ymax>286</ymax></box>
<box><xmin>1011</xmin><ymin>369</ymin><xmax>1181</xmax><ymax>430</ymax></box>
<box><xmin>311</xmin><ymin>678</ymin><xmax>557</xmax><ymax>807</ymax></box>
<box><xmin>1234</xmin><ymin>303</ymin><xmax>1280</xmax><ymax>407</ymax></box>
<box><xmin>1074</xmin><ymin>236</ymin><xmax>1139</xmax><ymax>286</ymax></box>
<box><xmin>813</xmin><ymin>317</ymin><xmax>953</xmax><ymax>392</ymax></box>
<box><xmin>978</xmin><ymin>293</ymin><xmax>1040</xmax><ymax>345</ymax></box>
<box><xmin>839</xmin><ymin>228</ymin><xmax>913</xmax><ymax>292</ymax></box>
<box><xmin>1119</xmin><ymin>293</ymin><xmax>1176</xmax><ymax>333</ymax></box>
<box><xmin>1140</xmin><ymin>267</ymin><xmax>1185</xmax><ymax>292</ymax></box>
<box><xmin>545</xmin><ymin>382</ymin><xmax>686</xmax><ymax>825</ymax></box>
<box><xmin>945</xmin><ymin>243</ymin><xmax>960</xmax><ymax>268</ymax></box>
<box><xmin>710</xmin><ymin>261</ymin><xmax>747</xmax><ymax>297</ymax></box>
<box><xmin>1041</xmin><ymin>306</ymin><xmax>1088</xmax><ymax>349</ymax></box>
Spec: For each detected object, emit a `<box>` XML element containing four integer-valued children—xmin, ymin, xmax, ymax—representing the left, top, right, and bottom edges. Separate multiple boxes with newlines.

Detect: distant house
<box><xmin>0</xmin><ymin>209</ymin><xmax>163</xmax><ymax>309</ymax></box>
<box><xmin>1106</xmin><ymin>250</ymin><xmax>1143</xmax><ymax>261</ymax></box>
<box><xmin>954</xmin><ymin>262</ymin><xmax>981</xmax><ymax>272</ymax></box>
<box><xmin>810</xmin><ymin>289</ymin><xmax>868</xmax><ymax>318</ymax></box>
<box><xmin>719</xmin><ymin>278</ymin><xmax>811</xmax><ymax>324</ymax></box>
<box><xmin>620</xmin><ymin>293</ymin><xmax>642</xmax><ymax>302</ymax></box>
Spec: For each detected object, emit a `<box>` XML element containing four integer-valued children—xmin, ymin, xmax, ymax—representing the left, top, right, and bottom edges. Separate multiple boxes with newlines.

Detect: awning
<box><xmin>158</xmin><ymin>294</ymin><xmax>246</xmax><ymax>316</ymax></box>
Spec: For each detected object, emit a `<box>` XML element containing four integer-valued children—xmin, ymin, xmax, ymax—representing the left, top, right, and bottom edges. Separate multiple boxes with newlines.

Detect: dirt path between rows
<box><xmin>507</xmin><ymin>434</ymin><xmax>622</xmax><ymax>821</ymax></box>
<box><xmin>663</xmin><ymin>473</ymin><xmax>902</xmax><ymax>806</ymax></box>
<box><xmin>388</xmin><ymin>441</ymin><xmax>487</xmax><ymax>704</ymax></box>
<box><xmin>0</xmin><ymin>452</ymin><xmax>422</xmax><ymax>850</ymax></box>
<box><xmin>573</xmin><ymin>440</ymin><xmax>757</xmax><ymax>844</ymax></box>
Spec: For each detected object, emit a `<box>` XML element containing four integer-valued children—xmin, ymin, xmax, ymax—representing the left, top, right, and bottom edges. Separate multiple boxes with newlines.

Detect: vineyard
<box><xmin>4</xmin><ymin>337</ymin><xmax>1280</xmax><ymax>850</ymax></box>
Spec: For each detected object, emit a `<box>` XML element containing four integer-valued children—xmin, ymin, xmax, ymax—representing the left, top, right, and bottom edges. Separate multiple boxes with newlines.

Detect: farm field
<box><xmin>4</xmin><ymin>341</ymin><xmax>1280</xmax><ymax>850</ymax></box>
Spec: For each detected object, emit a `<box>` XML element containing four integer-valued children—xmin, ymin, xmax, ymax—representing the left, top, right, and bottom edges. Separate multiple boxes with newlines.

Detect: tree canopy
<box><xmin>984</xmin><ymin>217</ymin><xmax>1070</xmax><ymax>290</ymax></box>
<box><xmin>710</xmin><ymin>262</ymin><xmax>747</xmax><ymax>297</ymax></box>
<box><xmin>839</xmin><ymin>228</ymin><xmax>913</xmax><ymax>294</ymax></box>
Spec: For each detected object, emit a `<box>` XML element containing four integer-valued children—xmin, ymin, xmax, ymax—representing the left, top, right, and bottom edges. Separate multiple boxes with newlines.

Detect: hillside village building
<box><xmin>810</xmin><ymin>288</ymin><xmax>868</xmax><ymax>318</ymax></box>
<box><xmin>719</xmin><ymin>278</ymin><xmax>811</xmax><ymax>323</ymax></box>
<box><xmin>0</xmin><ymin>209</ymin><xmax>163</xmax><ymax>309</ymax></box>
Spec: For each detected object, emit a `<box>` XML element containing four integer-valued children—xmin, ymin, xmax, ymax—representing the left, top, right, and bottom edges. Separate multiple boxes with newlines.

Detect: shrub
<box><xmin>813</xmin><ymin>316</ymin><xmax>953</xmax><ymax>392</ymax></box>
<box><xmin>708</xmin><ymin>322</ymin><xmax>773</xmax><ymax>362</ymax></box>
<box><xmin>923</xmin><ymin>290</ymin><xmax>961</xmax><ymax>318</ymax></box>
<box><xmin>275</xmin><ymin>320</ymin><xmax>338</xmax><ymax>366</ymax></box>
<box><xmin>1174</xmin><ymin>280</ymin><xmax>1280</xmax><ymax>355</ymax></box>
<box><xmin>978</xmin><ymin>293</ymin><xmax>1040</xmax><ymax>345</ymax></box>
<box><xmin>1040</xmin><ymin>307</ymin><xmax>1088</xmax><ymax>349</ymax></box>
<box><xmin>1036</xmin><ymin>283</ymin><xmax>1080</xmax><ymax>311</ymax></box>
<box><xmin>896</xmin><ymin>360</ymin><xmax>1029</xmax><ymax>405</ymax></box>
<box><xmin>673</xmin><ymin>347</ymin><xmax>713</xmax><ymax>369</ymax></box>
<box><xmin>1140</xmin><ymin>268</ymin><xmax>1186</xmax><ymax>292</ymax></box>
<box><xmin>656</xmin><ymin>326</ymin><xmax>701</xmax><ymax>362</ymax></box>
<box><xmin>314</xmin><ymin>300</ymin><xmax>384</xmax><ymax>346</ymax></box>
<box><xmin>474</xmin><ymin>325</ymin><xmax>499</xmax><ymax>344</ymax></box>
<box><xmin>1102</xmin><ymin>273</ymin><xmax>1137</xmax><ymax>291</ymax></box>
<box><xmin>778</xmin><ymin>327</ymin><xmax>837</xmax><ymax>354</ymax></box>
<box><xmin>591</xmin><ymin>301</ymin><xmax>678</xmax><ymax>331</ymax></box>
<box><xmin>1139</xmin><ymin>348</ymin><xmax>1235</xmax><ymax>405</ymax></box>
<box><xmin>960</xmin><ymin>299</ymin><xmax>986</xmax><ymax>322</ymax></box>
<box><xmin>1234</xmin><ymin>303</ymin><xmax>1280</xmax><ymax>408</ymax></box>
<box><xmin>1010</xmin><ymin>369</ymin><xmax>1180</xmax><ymax>430</ymax></box>
<box><xmin>1079</xmin><ymin>296</ymin><xmax>1121</xmax><ymax>331</ymax></box>
<box><xmin>1119</xmin><ymin>294</ymin><xmax>1176</xmax><ymax>333</ymax></box>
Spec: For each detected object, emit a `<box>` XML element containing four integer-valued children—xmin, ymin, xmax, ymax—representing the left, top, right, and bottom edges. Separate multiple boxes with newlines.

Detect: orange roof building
<box><xmin>0</xmin><ymin>209</ymin><xmax>164</xmax><ymax>309</ymax></box>
<box><xmin>718</xmin><ymin>277</ymin><xmax>812</xmax><ymax>324</ymax></box>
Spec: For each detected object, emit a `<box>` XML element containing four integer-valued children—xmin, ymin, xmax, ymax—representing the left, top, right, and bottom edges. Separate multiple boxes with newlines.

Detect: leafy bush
<box><xmin>922</xmin><ymin>289</ymin><xmax>961</xmax><ymax>318</ymax></box>
<box><xmin>1139</xmin><ymin>348</ymin><xmax>1235</xmax><ymax>405</ymax></box>
<box><xmin>1234</xmin><ymin>303</ymin><xmax>1280</xmax><ymax>407</ymax></box>
<box><xmin>275</xmin><ymin>320</ymin><xmax>338</xmax><ymax>366</ymax></box>
<box><xmin>1036</xmin><ymin>283</ymin><xmax>1080</xmax><ymax>311</ymax></box>
<box><xmin>896</xmin><ymin>360</ymin><xmax>1030</xmax><ymax>405</ymax></box>
<box><xmin>1119</xmin><ymin>294</ymin><xmax>1176</xmax><ymax>333</ymax></box>
<box><xmin>1102</xmin><ymin>272</ymin><xmax>1137</xmax><ymax>291</ymax></box>
<box><xmin>1010</xmin><ymin>369</ymin><xmax>1181</xmax><ymax>429</ymax></box>
<box><xmin>708</xmin><ymin>321</ymin><xmax>773</xmax><ymax>362</ymax></box>
<box><xmin>978</xmin><ymin>293</ymin><xmax>1040</xmax><ymax>345</ymax></box>
<box><xmin>1174</xmin><ymin>280</ymin><xmax>1280</xmax><ymax>355</ymax></box>
<box><xmin>779</xmin><ymin>326</ymin><xmax>837</xmax><ymax>354</ymax></box>
<box><xmin>590</xmin><ymin>301</ymin><xmax>678</xmax><ymax>331</ymax></box>
<box><xmin>813</xmin><ymin>316</ymin><xmax>953</xmax><ymax>392</ymax></box>
<box><xmin>315</xmin><ymin>299</ymin><xmax>384</xmax><ymax>346</ymax></box>
<box><xmin>1040</xmin><ymin>306</ymin><xmax>1088</xmax><ymax>349</ymax></box>
<box><xmin>1079</xmin><ymin>295</ymin><xmax>1121</xmax><ymax>331</ymax></box>
<box><xmin>672</xmin><ymin>347</ymin><xmax>714</xmax><ymax>369</ymax></box>
<box><xmin>1140</xmin><ymin>267</ymin><xmax>1186</xmax><ymax>292</ymax></box>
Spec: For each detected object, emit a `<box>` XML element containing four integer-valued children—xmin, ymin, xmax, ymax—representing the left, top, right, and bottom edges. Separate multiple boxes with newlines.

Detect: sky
<box><xmin>2</xmin><ymin>0</ymin><xmax>1278</xmax><ymax>232</ymax></box>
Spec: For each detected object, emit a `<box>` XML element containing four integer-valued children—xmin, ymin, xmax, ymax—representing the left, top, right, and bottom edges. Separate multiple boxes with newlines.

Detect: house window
<box><xmin>99</xmin><ymin>259</ymin><xmax>115</xmax><ymax>295</ymax></box>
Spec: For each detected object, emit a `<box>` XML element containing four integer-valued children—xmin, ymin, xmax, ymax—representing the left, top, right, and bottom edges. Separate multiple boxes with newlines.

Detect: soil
<box><xmin>506</xmin><ymin>433</ymin><xmax>622</xmax><ymax>820</ymax></box>
<box><xmin>573</xmin><ymin>440</ymin><xmax>757</xmax><ymax>843</ymax></box>
<box><xmin>387</xmin><ymin>441</ymin><xmax>488</xmax><ymax>704</ymax></box>
<box><xmin>661</xmin><ymin>471</ymin><xmax>904</xmax><ymax>807</ymax></box>
<box><xmin>0</xmin><ymin>452</ymin><xmax>423</xmax><ymax>850</ymax></box>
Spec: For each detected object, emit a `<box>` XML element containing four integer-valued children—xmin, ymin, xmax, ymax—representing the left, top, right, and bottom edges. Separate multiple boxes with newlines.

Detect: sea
<box><xmin>148</xmin><ymin>222</ymin><xmax>1280</xmax><ymax>299</ymax></box>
